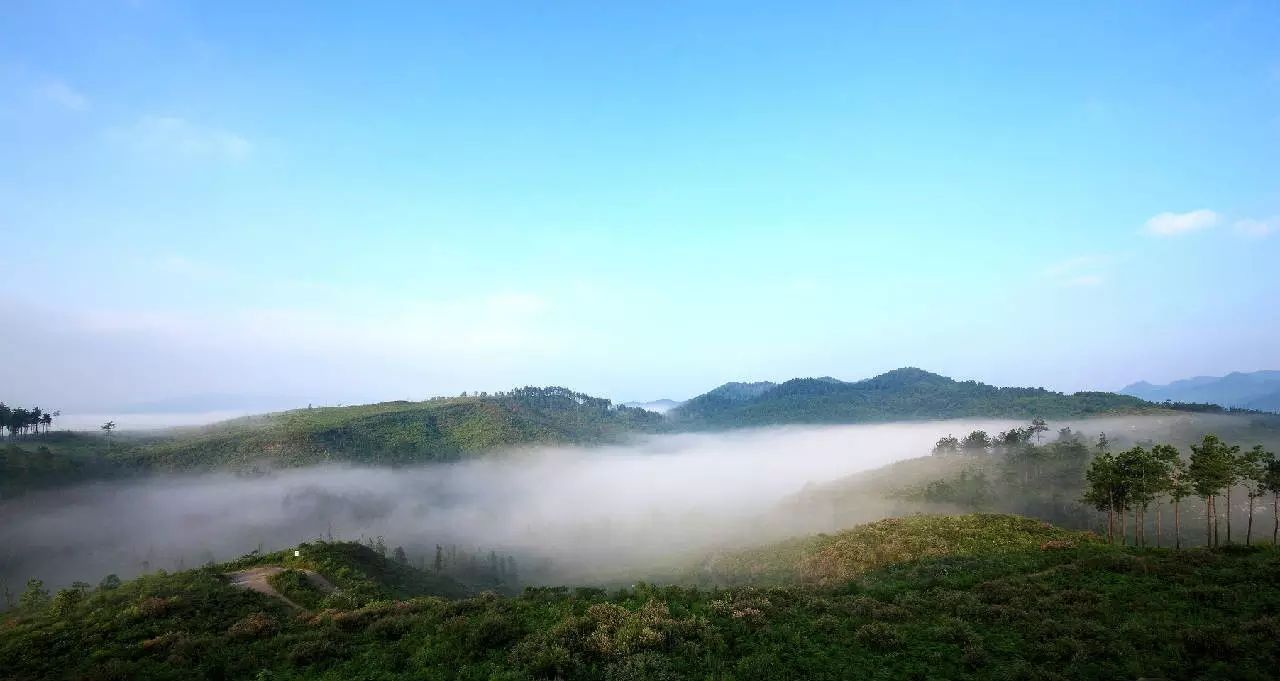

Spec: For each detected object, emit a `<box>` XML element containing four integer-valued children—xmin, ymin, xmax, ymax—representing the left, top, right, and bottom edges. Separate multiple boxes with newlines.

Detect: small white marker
<box><xmin>294</xmin><ymin>550</ymin><xmax>301</xmax><ymax>557</ymax></box>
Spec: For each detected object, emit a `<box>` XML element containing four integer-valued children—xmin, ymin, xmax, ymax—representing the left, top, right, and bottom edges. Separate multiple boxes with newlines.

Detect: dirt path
<box><xmin>226</xmin><ymin>566</ymin><xmax>337</xmax><ymax>611</ymax></box>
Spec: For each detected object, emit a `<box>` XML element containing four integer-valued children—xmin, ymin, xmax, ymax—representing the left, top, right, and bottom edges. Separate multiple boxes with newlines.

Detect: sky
<box><xmin>2</xmin><ymin>1</ymin><xmax>1278</xmax><ymax>413</ymax></box>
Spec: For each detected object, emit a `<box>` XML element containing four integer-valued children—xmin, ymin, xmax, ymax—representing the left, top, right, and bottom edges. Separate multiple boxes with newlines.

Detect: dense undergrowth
<box><xmin>4</xmin><ymin>514</ymin><xmax>1278</xmax><ymax>681</ymax></box>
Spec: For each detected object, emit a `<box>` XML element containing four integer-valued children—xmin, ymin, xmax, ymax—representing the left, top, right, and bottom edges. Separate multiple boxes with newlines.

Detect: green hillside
<box><xmin>5</xmin><ymin>515</ymin><xmax>1279</xmax><ymax>681</ymax></box>
<box><xmin>699</xmin><ymin>514</ymin><xmax>1098</xmax><ymax>586</ymax></box>
<box><xmin>110</xmin><ymin>387</ymin><xmax>661</xmax><ymax>472</ymax></box>
<box><xmin>670</xmin><ymin>367</ymin><xmax>1162</xmax><ymax>428</ymax></box>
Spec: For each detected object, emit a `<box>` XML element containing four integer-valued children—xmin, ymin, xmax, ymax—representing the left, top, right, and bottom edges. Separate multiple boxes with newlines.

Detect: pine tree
<box><xmin>1255</xmin><ymin>449</ymin><xmax>1280</xmax><ymax>545</ymax></box>
<box><xmin>1189</xmin><ymin>435</ymin><xmax>1236</xmax><ymax>548</ymax></box>
<box><xmin>1241</xmin><ymin>446</ymin><xmax>1271</xmax><ymax>545</ymax></box>
<box><xmin>1153</xmin><ymin>444</ymin><xmax>1188</xmax><ymax>549</ymax></box>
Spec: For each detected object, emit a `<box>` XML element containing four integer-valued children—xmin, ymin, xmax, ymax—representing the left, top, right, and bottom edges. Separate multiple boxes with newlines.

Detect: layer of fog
<box><xmin>55</xmin><ymin>410</ymin><xmax>256</xmax><ymax>431</ymax></box>
<box><xmin>2</xmin><ymin>414</ymin><xmax>1256</xmax><ymax>592</ymax></box>
<box><xmin>1</xmin><ymin>420</ymin><xmax>1018</xmax><ymax>590</ymax></box>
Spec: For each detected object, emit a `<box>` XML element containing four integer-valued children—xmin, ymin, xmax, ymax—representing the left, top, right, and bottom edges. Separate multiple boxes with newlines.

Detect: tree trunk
<box><xmin>1143</xmin><ymin>507</ymin><xmax>1148</xmax><ymax>546</ymax></box>
<box><xmin>1106</xmin><ymin>507</ymin><xmax>1114</xmax><ymax>544</ymax></box>
<box><xmin>1108</xmin><ymin>490</ymin><xmax>1115</xmax><ymax>544</ymax></box>
<box><xmin>1198</xmin><ymin>496</ymin><xmax>1208</xmax><ymax>550</ymax></box>
<box><xmin>1247</xmin><ymin>496</ymin><xmax>1254</xmax><ymax>546</ymax></box>
<box><xmin>1205</xmin><ymin>496</ymin><xmax>1212</xmax><ymax>548</ymax></box>
<box><xmin>1155</xmin><ymin>504</ymin><xmax>1162</xmax><ymax>548</ymax></box>
<box><xmin>1174</xmin><ymin>498</ymin><xmax>1181</xmax><ymax>550</ymax></box>
<box><xmin>1226</xmin><ymin>486</ymin><xmax>1233</xmax><ymax>545</ymax></box>
<box><xmin>1213</xmin><ymin>495</ymin><xmax>1220</xmax><ymax>548</ymax></box>
<box><xmin>1273</xmin><ymin>492</ymin><xmax>1278</xmax><ymax>546</ymax></box>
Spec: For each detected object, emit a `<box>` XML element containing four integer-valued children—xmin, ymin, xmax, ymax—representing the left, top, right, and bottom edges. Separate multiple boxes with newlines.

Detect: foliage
<box><xmin>4</xmin><ymin>516</ymin><xmax>1280</xmax><ymax>680</ymax></box>
<box><xmin>0</xmin><ymin>403</ymin><xmax>56</xmax><ymax>437</ymax></box>
<box><xmin>700</xmin><ymin>514</ymin><xmax>1096</xmax><ymax>586</ymax></box>
<box><xmin>669</xmin><ymin>368</ymin><xmax>1166</xmax><ymax>427</ymax></box>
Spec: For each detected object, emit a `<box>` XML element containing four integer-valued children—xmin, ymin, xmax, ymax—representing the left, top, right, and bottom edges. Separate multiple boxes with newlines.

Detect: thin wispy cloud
<box><xmin>1042</xmin><ymin>255</ymin><xmax>1111</xmax><ymax>288</ymax></box>
<box><xmin>1234</xmin><ymin>217</ymin><xmax>1277</xmax><ymax>239</ymax></box>
<box><xmin>112</xmin><ymin>115</ymin><xmax>252</xmax><ymax>161</ymax></box>
<box><xmin>1062</xmin><ymin>274</ymin><xmax>1104</xmax><ymax>288</ymax></box>
<box><xmin>1143</xmin><ymin>209</ymin><xmax>1220</xmax><ymax>237</ymax></box>
<box><xmin>36</xmin><ymin>79</ymin><xmax>89</xmax><ymax>111</ymax></box>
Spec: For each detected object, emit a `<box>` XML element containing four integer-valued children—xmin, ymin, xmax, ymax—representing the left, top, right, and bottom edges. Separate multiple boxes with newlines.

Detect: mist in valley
<box><xmin>2</xmin><ymin>413</ymin><xmax>1270</xmax><ymax>594</ymax></box>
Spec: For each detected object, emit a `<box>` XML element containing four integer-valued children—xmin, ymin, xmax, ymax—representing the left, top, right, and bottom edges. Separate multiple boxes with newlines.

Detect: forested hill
<box><xmin>105</xmin><ymin>387</ymin><xmax>662</xmax><ymax>472</ymax></box>
<box><xmin>669</xmin><ymin>368</ymin><xmax>1158</xmax><ymax>428</ymax></box>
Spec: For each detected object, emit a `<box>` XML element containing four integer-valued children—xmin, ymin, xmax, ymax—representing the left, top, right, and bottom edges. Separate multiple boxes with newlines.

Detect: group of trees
<box><xmin>931</xmin><ymin>418</ymin><xmax>1051</xmax><ymax>457</ymax></box>
<box><xmin>0</xmin><ymin>404</ymin><xmax>56</xmax><ymax>438</ymax></box>
<box><xmin>357</xmin><ymin>536</ymin><xmax>522</xmax><ymax>591</ymax></box>
<box><xmin>927</xmin><ymin>420</ymin><xmax>1280</xmax><ymax>549</ymax></box>
<box><xmin>1083</xmin><ymin>434</ymin><xmax>1280</xmax><ymax>549</ymax></box>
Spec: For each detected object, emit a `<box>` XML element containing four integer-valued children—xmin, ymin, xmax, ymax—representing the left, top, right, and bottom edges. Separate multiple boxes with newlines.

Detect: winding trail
<box><xmin>226</xmin><ymin>566</ymin><xmax>337</xmax><ymax>611</ymax></box>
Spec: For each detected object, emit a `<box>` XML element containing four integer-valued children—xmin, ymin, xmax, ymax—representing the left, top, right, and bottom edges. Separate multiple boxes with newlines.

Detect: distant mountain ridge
<box><xmin>670</xmin><ymin>367</ymin><xmax>1156</xmax><ymax>427</ymax></box>
<box><xmin>619</xmin><ymin>399</ymin><xmax>684</xmax><ymax>414</ymax></box>
<box><xmin>1121</xmin><ymin>370</ymin><xmax>1280</xmax><ymax>413</ymax></box>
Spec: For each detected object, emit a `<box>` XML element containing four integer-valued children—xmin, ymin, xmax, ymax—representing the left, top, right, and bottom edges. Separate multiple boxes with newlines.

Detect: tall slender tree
<box><xmin>1262</xmin><ymin>452</ymin><xmax>1280</xmax><ymax>545</ymax></box>
<box><xmin>1152</xmin><ymin>444</ymin><xmax>1188</xmax><ymax>549</ymax></box>
<box><xmin>1122</xmin><ymin>445</ymin><xmax>1170</xmax><ymax>547</ymax></box>
<box><xmin>1084</xmin><ymin>452</ymin><xmax>1122</xmax><ymax>543</ymax></box>
<box><xmin>1223</xmin><ymin>441</ymin><xmax>1245</xmax><ymax>544</ymax></box>
<box><xmin>1242</xmin><ymin>445</ymin><xmax>1275</xmax><ymax>545</ymax></box>
<box><xmin>1189</xmin><ymin>434</ymin><xmax>1235</xmax><ymax>548</ymax></box>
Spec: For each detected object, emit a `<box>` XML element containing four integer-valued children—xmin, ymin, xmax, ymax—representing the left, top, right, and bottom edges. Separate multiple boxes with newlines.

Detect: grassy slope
<box><xmin>701</xmin><ymin>514</ymin><xmax>1099</xmax><ymax>586</ymax></box>
<box><xmin>5</xmin><ymin>515</ymin><xmax>1279</xmax><ymax>681</ymax></box>
<box><xmin>94</xmin><ymin>391</ymin><xmax>663</xmax><ymax>472</ymax></box>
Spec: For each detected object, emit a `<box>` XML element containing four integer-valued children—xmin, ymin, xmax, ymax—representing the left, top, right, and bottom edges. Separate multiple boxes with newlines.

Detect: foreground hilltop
<box><xmin>669</xmin><ymin>367</ymin><xmax>1157</xmax><ymax>427</ymax></box>
<box><xmin>3</xmin><ymin>514</ymin><xmax>1277</xmax><ymax>680</ymax></box>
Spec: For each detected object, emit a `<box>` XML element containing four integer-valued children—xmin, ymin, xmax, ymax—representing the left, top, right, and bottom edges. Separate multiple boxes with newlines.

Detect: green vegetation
<box><xmin>114</xmin><ymin>387</ymin><xmax>662</xmax><ymax>472</ymax></box>
<box><xmin>0</xmin><ymin>388</ymin><xmax>662</xmax><ymax>494</ymax></box>
<box><xmin>698</xmin><ymin>514</ymin><xmax>1097</xmax><ymax>586</ymax></box>
<box><xmin>5</xmin><ymin>515</ymin><xmax>1280</xmax><ymax>680</ymax></box>
<box><xmin>225</xmin><ymin>541</ymin><xmax>470</xmax><ymax>603</ymax></box>
<box><xmin>0</xmin><ymin>403</ymin><xmax>57</xmax><ymax>437</ymax></box>
<box><xmin>669</xmin><ymin>368</ymin><xmax>1167</xmax><ymax>428</ymax></box>
<box><xmin>1082</xmin><ymin>434</ymin><xmax>1277</xmax><ymax>549</ymax></box>
<box><xmin>786</xmin><ymin>417</ymin><xmax>1280</xmax><ymax>551</ymax></box>
<box><xmin>11</xmin><ymin>371</ymin><xmax>1266</xmax><ymax>499</ymax></box>
<box><xmin>266</xmin><ymin>569</ymin><xmax>328</xmax><ymax>610</ymax></box>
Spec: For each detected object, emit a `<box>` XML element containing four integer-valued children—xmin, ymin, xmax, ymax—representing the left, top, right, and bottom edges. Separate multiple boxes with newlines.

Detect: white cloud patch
<box><xmin>1143</xmin><ymin>209</ymin><xmax>1220</xmax><ymax>236</ymax></box>
<box><xmin>1234</xmin><ymin>217</ymin><xmax>1278</xmax><ymax>238</ymax></box>
<box><xmin>36</xmin><ymin>79</ymin><xmax>89</xmax><ymax>111</ymax></box>
<box><xmin>113</xmin><ymin>116</ymin><xmax>252</xmax><ymax>161</ymax></box>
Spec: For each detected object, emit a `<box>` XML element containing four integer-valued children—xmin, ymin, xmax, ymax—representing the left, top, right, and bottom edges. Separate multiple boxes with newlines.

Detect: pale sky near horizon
<box><xmin>2</xmin><ymin>1</ymin><xmax>1278</xmax><ymax>412</ymax></box>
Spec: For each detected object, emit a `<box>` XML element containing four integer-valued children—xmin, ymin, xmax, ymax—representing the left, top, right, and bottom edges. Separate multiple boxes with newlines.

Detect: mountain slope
<box><xmin>109</xmin><ymin>386</ymin><xmax>662</xmax><ymax>471</ymax></box>
<box><xmin>671</xmin><ymin>367</ymin><xmax>1155</xmax><ymax>427</ymax></box>
<box><xmin>1122</xmin><ymin>370</ymin><xmax>1280</xmax><ymax>412</ymax></box>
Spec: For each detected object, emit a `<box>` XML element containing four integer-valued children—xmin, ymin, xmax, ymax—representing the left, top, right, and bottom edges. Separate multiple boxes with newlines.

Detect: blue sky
<box><xmin>2</xmin><ymin>1</ymin><xmax>1278</xmax><ymax>411</ymax></box>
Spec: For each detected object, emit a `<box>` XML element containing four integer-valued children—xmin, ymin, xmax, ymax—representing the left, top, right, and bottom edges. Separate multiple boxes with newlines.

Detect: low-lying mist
<box><xmin>2</xmin><ymin>413</ymin><xmax>1259</xmax><ymax>592</ymax></box>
